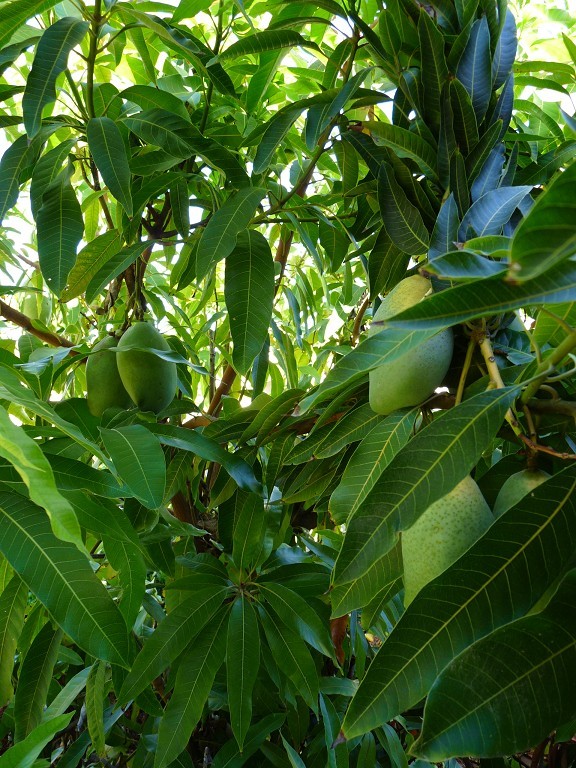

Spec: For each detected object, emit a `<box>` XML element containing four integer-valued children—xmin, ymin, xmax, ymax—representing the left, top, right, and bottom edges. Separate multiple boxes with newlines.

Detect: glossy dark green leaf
<box><xmin>84</xmin><ymin>241</ymin><xmax>150</xmax><ymax>303</ymax></box>
<box><xmin>0</xmin><ymin>136</ymin><xmax>33</xmax><ymax>225</ymax></box>
<box><xmin>470</xmin><ymin>144</ymin><xmax>505</xmax><ymax>201</ymax></box>
<box><xmin>342</xmin><ymin>465</ymin><xmax>576</xmax><ymax>740</ymax></box>
<box><xmin>509</xmin><ymin>160</ymin><xmax>576</xmax><ymax>281</ymax></box>
<box><xmin>121</xmin><ymin>84</ymin><xmax>190</xmax><ymax>120</ymax></box>
<box><xmin>227</xmin><ymin>597</ymin><xmax>260</xmax><ymax>749</ymax></box>
<box><xmin>456</xmin><ymin>17</ymin><xmax>491</xmax><ymax>122</ymax></box>
<box><xmin>219</xmin><ymin>30</ymin><xmax>314</xmax><ymax>60</ymax></box>
<box><xmin>14</xmin><ymin>623</ymin><xmax>63</xmax><ymax>741</ymax></box>
<box><xmin>36</xmin><ymin>168</ymin><xmax>84</xmax><ymax>296</ymax></box>
<box><xmin>378</xmin><ymin>163</ymin><xmax>429</xmax><ymax>256</ymax></box>
<box><xmin>30</xmin><ymin>139</ymin><xmax>77</xmax><ymax>220</ymax></box>
<box><xmin>0</xmin><ymin>492</ymin><xmax>130</xmax><ymax>667</ymax></box>
<box><xmin>225</xmin><ymin>230</ymin><xmax>274</xmax><ymax>375</ymax></box>
<box><xmin>368</xmin><ymin>123</ymin><xmax>438</xmax><ymax>182</ymax></box>
<box><xmin>333</xmin><ymin>387</ymin><xmax>519</xmax><ymax>588</ymax></box>
<box><xmin>155</xmin><ymin>609</ymin><xmax>229</xmax><ymax>768</ymax></box>
<box><xmin>0</xmin><ymin>0</ymin><xmax>61</xmax><ymax>50</ymax></box>
<box><xmin>196</xmin><ymin>188</ymin><xmax>266</xmax><ymax>280</ymax></box>
<box><xmin>466</xmin><ymin>121</ymin><xmax>503</xmax><ymax>183</ymax></box>
<box><xmin>231</xmin><ymin>492</ymin><xmax>270</xmax><ymax>572</ymax></box>
<box><xmin>450</xmin><ymin>148</ymin><xmax>469</xmax><ymax>217</ymax></box>
<box><xmin>22</xmin><ymin>17</ymin><xmax>89</xmax><ymax>138</ymax></box>
<box><xmin>118</xmin><ymin>585</ymin><xmax>230</xmax><ymax>705</ymax></box>
<box><xmin>0</xmin><ymin>713</ymin><xmax>72</xmax><ymax>768</ymax></box>
<box><xmin>458</xmin><ymin>186</ymin><xmax>531</xmax><ymax>239</ymax></box>
<box><xmin>417</xmin><ymin>10</ymin><xmax>448</xmax><ymax>132</ymax></box>
<box><xmin>492</xmin><ymin>9</ymin><xmax>517</xmax><ymax>89</ymax></box>
<box><xmin>0</xmin><ymin>575</ymin><xmax>27</xmax><ymax>705</ymax></box>
<box><xmin>415</xmin><ymin>570</ymin><xmax>576</xmax><ymax>760</ymax></box>
<box><xmin>425</xmin><ymin>250</ymin><xmax>507</xmax><ymax>279</ymax></box>
<box><xmin>170</xmin><ymin>177</ymin><xmax>190</xmax><ymax>239</ymax></box>
<box><xmin>449</xmin><ymin>79</ymin><xmax>479</xmax><ymax>156</ymax></box>
<box><xmin>210</xmin><ymin>713</ymin><xmax>285</xmax><ymax>768</ymax></box>
<box><xmin>100</xmin><ymin>426</ymin><xmax>166</xmax><ymax>510</ymax></box>
<box><xmin>85</xmin><ymin>660</ymin><xmax>107</xmax><ymax>757</ymax></box>
<box><xmin>86</xmin><ymin>118</ymin><xmax>133</xmax><ymax>216</ymax></box>
<box><xmin>428</xmin><ymin>193</ymin><xmax>459</xmax><ymax>260</ymax></box>
<box><xmin>368</xmin><ymin>228</ymin><xmax>410</xmax><ymax>299</ymax></box>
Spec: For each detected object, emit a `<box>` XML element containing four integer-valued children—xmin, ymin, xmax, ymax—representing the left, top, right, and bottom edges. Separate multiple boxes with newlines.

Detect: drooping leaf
<box><xmin>415</xmin><ymin>569</ymin><xmax>576</xmax><ymax>760</ymax></box>
<box><xmin>85</xmin><ymin>661</ymin><xmax>107</xmax><ymax>757</ymax></box>
<box><xmin>0</xmin><ymin>575</ymin><xmax>27</xmax><ymax>706</ymax></box>
<box><xmin>367</xmin><ymin>123</ymin><xmax>438</xmax><ymax>181</ymax></box>
<box><xmin>0</xmin><ymin>492</ymin><xmax>130</xmax><ymax>666</ymax></box>
<box><xmin>0</xmin><ymin>405</ymin><xmax>82</xmax><ymax>548</ymax></box>
<box><xmin>100</xmin><ymin>426</ymin><xmax>166</xmax><ymax>510</ymax></box>
<box><xmin>60</xmin><ymin>230</ymin><xmax>123</xmax><ymax>302</ymax></box>
<box><xmin>509</xmin><ymin>160</ymin><xmax>576</xmax><ymax>281</ymax></box>
<box><xmin>117</xmin><ymin>585</ymin><xmax>230</xmax><ymax>705</ymax></box>
<box><xmin>231</xmin><ymin>492</ymin><xmax>270</xmax><ymax>572</ymax></box>
<box><xmin>458</xmin><ymin>186</ymin><xmax>532</xmax><ymax>240</ymax></box>
<box><xmin>492</xmin><ymin>9</ymin><xmax>517</xmax><ymax>89</ymax></box>
<box><xmin>196</xmin><ymin>188</ymin><xmax>266</xmax><ymax>280</ymax></box>
<box><xmin>22</xmin><ymin>17</ymin><xmax>89</xmax><ymax>138</ymax></box>
<box><xmin>30</xmin><ymin>139</ymin><xmax>77</xmax><ymax>219</ymax></box>
<box><xmin>227</xmin><ymin>597</ymin><xmax>260</xmax><ymax>750</ymax></box>
<box><xmin>225</xmin><ymin>230</ymin><xmax>274</xmax><ymax>375</ymax></box>
<box><xmin>14</xmin><ymin>624</ymin><xmax>63</xmax><ymax>741</ymax></box>
<box><xmin>341</xmin><ymin>465</ymin><xmax>576</xmax><ymax>740</ymax></box>
<box><xmin>378</xmin><ymin>163</ymin><xmax>430</xmax><ymax>256</ymax></box>
<box><xmin>0</xmin><ymin>136</ymin><xmax>33</xmax><ymax>226</ymax></box>
<box><xmin>219</xmin><ymin>30</ymin><xmax>315</xmax><ymax>60</ymax></box>
<box><xmin>86</xmin><ymin>118</ymin><xmax>133</xmax><ymax>216</ymax></box>
<box><xmin>155</xmin><ymin>609</ymin><xmax>229</xmax><ymax>768</ymax></box>
<box><xmin>333</xmin><ymin>386</ymin><xmax>519</xmax><ymax>589</ymax></box>
<box><xmin>36</xmin><ymin>167</ymin><xmax>84</xmax><ymax>296</ymax></box>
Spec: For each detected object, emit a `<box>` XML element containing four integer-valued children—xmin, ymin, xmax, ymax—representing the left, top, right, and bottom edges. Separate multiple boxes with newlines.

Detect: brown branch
<box><xmin>182</xmin><ymin>414</ymin><xmax>214</xmax><ymax>429</ymax></box>
<box><xmin>517</xmin><ymin>433</ymin><xmax>576</xmax><ymax>461</ymax></box>
<box><xmin>351</xmin><ymin>293</ymin><xmax>370</xmax><ymax>345</ymax></box>
<box><xmin>0</xmin><ymin>300</ymin><xmax>76</xmax><ymax>350</ymax></box>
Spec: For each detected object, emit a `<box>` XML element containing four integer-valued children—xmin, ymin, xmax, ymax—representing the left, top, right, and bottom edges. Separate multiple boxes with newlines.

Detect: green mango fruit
<box><xmin>22</xmin><ymin>293</ymin><xmax>51</xmax><ymax>324</ymax></box>
<box><xmin>86</xmin><ymin>336</ymin><xmax>132</xmax><ymax>417</ymax></box>
<box><xmin>493</xmin><ymin>468</ymin><xmax>551</xmax><ymax>519</ymax></box>
<box><xmin>117</xmin><ymin>322</ymin><xmax>177</xmax><ymax>413</ymax></box>
<box><xmin>369</xmin><ymin>276</ymin><xmax>453</xmax><ymax>415</ymax></box>
<box><xmin>402</xmin><ymin>475</ymin><xmax>493</xmax><ymax>606</ymax></box>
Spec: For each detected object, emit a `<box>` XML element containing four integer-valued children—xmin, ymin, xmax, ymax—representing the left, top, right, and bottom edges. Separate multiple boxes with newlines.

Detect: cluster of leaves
<box><xmin>0</xmin><ymin>0</ymin><xmax>575</xmax><ymax>766</ymax></box>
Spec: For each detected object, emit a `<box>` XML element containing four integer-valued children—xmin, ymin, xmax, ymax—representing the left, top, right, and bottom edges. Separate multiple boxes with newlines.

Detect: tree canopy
<box><xmin>0</xmin><ymin>0</ymin><xmax>575</xmax><ymax>765</ymax></box>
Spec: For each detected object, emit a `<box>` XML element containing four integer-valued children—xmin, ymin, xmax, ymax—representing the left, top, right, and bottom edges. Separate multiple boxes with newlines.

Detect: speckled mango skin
<box><xmin>86</xmin><ymin>336</ymin><xmax>132</xmax><ymax>417</ymax></box>
<box><xmin>493</xmin><ymin>468</ymin><xmax>550</xmax><ymax>518</ymax></box>
<box><xmin>402</xmin><ymin>475</ymin><xmax>494</xmax><ymax>606</ymax></box>
<box><xmin>117</xmin><ymin>322</ymin><xmax>177</xmax><ymax>414</ymax></box>
<box><xmin>368</xmin><ymin>276</ymin><xmax>453</xmax><ymax>415</ymax></box>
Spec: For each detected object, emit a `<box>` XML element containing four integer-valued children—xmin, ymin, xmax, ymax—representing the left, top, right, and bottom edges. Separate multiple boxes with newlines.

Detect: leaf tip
<box><xmin>331</xmin><ymin>730</ymin><xmax>347</xmax><ymax>748</ymax></box>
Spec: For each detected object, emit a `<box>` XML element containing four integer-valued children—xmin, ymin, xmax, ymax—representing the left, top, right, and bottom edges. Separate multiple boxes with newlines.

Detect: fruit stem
<box><xmin>454</xmin><ymin>336</ymin><xmax>476</xmax><ymax>405</ymax></box>
<box><xmin>520</xmin><ymin>328</ymin><xmax>576</xmax><ymax>404</ymax></box>
<box><xmin>477</xmin><ymin>326</ymin><xmax>523</xmax><ymax>438</ymax></box>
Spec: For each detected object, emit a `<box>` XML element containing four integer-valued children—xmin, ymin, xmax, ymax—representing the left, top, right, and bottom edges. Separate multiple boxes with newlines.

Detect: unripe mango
<box><xmin>369</xmin><ymin>276</ymin><xmax>453</xmax><ymax>415</ymax></box>
<box><xmin>86</xmin><ymin>336</ymin><xmax>132</xmax><ymax>417</ymax></box>
<box><xmin>117</xmin><ymin>322</ymin><xmax>177</xmax><ymax>413</ymax></box>
<box><xmin>493</xmin><ymin>468</ymin><xmax>550</xmax><ymax>519</ymax></box>
<box><xmin>402</xmin><ymin>475</ymin><xmax>493</xmax><ymax>605</ymax></box>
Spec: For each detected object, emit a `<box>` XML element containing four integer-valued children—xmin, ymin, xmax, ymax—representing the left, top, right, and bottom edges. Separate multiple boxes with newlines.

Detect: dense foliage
<box><xmin>0</xmin><ymin>0</ymin><xmax>575</xmax><ymax>765</ymax></box>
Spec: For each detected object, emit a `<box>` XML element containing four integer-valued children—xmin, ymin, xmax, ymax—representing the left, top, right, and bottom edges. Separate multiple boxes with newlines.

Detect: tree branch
<box><xmin>0</xmin><ymin>300</ymin><xmax>76</xmax><ymax>350</ymax></box>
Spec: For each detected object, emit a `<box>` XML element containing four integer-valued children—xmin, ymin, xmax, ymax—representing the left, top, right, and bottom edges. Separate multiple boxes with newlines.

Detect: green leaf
<box><xmin>428</xmin><ymin>193</ymin><xmax>459</xmax><ymax>260</ymax></box>
<box><xmin>341</xmin><ymin>464</ymin><xmax>576</xmax><ymax>740</ymax></box>
<box><xmin>86</xmin><ymin>118</ymin><xmax>133</xmax><ymax>216</ymax></box>
<box><xmin>218</xmin><ymin>30</ymin><xmax>314</xmax><ymax>60</ymax></box>
<box><xmin>260</xmin><ymin>606</ymin><xmax>318</xmax><ymax>712</ymax></box>
<box><xmin>149</xmin><ymin>424</ymin><xmax>262</xmax><ymax>493</ymax></box>
<box><xmin>14</xmin><ymin>624</ymin><xmax>63</xmax><ymax>741</ymax></box>
<box><xmin>368</xmin><ymin>123</ymin><xmax>438</xmax><ymax>182</ymax></box>
<box><xmin>171</xmin><ymin>177</ymin><xmax>190</xmax><ymax>239</ymax></box>
<box><xmin>0</xmin><ymin>0</ymin><xmax>61</xmax><ymax>51</ymax></box>
<box><xmin>37</xmin><ymin>167</ymin><xmax>84</xmax><ymax>296</ymax></box>
<box><xmin>492</xmin><ymin>8</ymin><xmax>517</xmax><ymax>89</ymax></box>
<box><xmin>100</xmin><ymin>426</ymin><xmax>166</xmax><ymax>510</ymax></box>
<box><xmin>155</xmin><ymin>609</ymin><xmax>229</xmax><ymax>768</ymax></box>
<box><xmin>281</xmin><ymin>735</ymin><xmax>307</xmax><ymax>768</ymax></box>
<box><xmin>0</xmin><ymin>136</ymin><xmax>36</xmax><ymax>225</ymax></box>
<box><xmin>252</xmin><ymin>104</ymin><xmax>306</xmax><ymax>174</ymax></box>
<box><xmin>449</xmin><ymin>79</ymin><xmax>479</xmax><ymax>156</ymax></box>
<box><xmin>509</xmin><ymin>161</ymin><xmax>576</xmax><ymax>281</ymax></box>
<box><xmin>415</xmin><ymin>570</ymin><xmax>576</xmax><ymax>760</ymax></box>
<box><xmin>60</xmin><ymin>231</ymin><xmax>123</xmax><ymax>302</ymax></box>
<box><xmin>227</xmin><ymin>597</ymin><xmax>260</xmax><ymax>749</ymax></box>
<box><xmin>85</xmin><ymin>661</ymin><xmax>107</xmax><ymax>757</ymax></box>
<box><xmin>0</xmin><ymin>491</ymin><xmax>130</xmax><ymax>666</ymax></box>
<box><xmin>210</xmin><ymin>713</ymin><xmax>285</xmax><ymax>768</ymax></box>
<box><xmin>470</xmin><ymin>144</ymin><xmax>506</xmax><ymax>201</ymax></box>
<box><xmin>459</xmin><ymin>186</ymin><xmax>532</xmax><ymax>239</ymax></box>
<box><xmin>0</xmin><ymin>405</ymin><xmax>82</xmax><ymax>548</ymax></box>
<box><xmin>329</xmin><ymin>409</ymin><xmax>418</xmax><ymax>524</ymax></box>
<box><xmin>42</xmin><ymin>666</ymin><xmax>91</xmax><ymax>721</ymax></box>
<box><xmin>84</xmin><ymin>241</ymin><xmax>150</xmax><ymax>303</ymax></box>
<box><xmin>417</xmin><ymin>10</ymin><xmax>448</xmax><ymax>132</ymax></box>
<box><xmin>331</xmin><ymin>544</ymin><xmax>403</xmax><ymax>618</ymax></box>
<box><xmin>259</xmin><ymin>582</ymin><xmax>335</xmax><ymax>660</ymax></box>
<box><xmin>456</xmin><ymin>16</ymin><xmax>492</xmax><ymax>122</ymax></box>
<box><xmin>118</xmin><ymin>585</ymin><xmax>230</xmax><ymax>705</ymax></box>
<box><xmin>225</xmin><ymin>230</ymin><xmax>274</xmax><ymax>375</ymax></box>
<box><xmin>425</xmin><ymin>250</ymin><xmax>507</xmax><ymax>280</ymax></box>
<box><xmin>0</xmin><ymin>575</ymin><xmax>27</xmax><ymax>705</ymax></box>
<box><xmin>0</xmin><ymin>713</ymin><xmax>72</xmax><ymax>768</ymax></box>
<box><xmin>121</xmin><ymin>84</ymin><xmax>190</xmax><ymax>120</ymax></box>
<box><xmin>30</xmin><ymin>139</ymin><xmax>77</xmax><ymax>220</ymax></box>
<box><xmin>22</xmin><ymin>17</ymin><xmax>89</xmax><ymax>138</ymax></box>
<box><xmin>378</xmin><ymin>163</ymin><xmax>429</xmax><ymax>256</ymax></box>
<box><xmin>196</xmin><ymin>188</ymin><xmax>267</xmax><ymax>280</ymax></box>
<box><xmin>231</xmin><ymin>492</ymin><xmax>270</xmax><ymax>572</ymax></box>
<box><xmin>333</xmin><ymin>386</ymin><xmax>519</xmax><ymax>588</ymax></box>
<box><xmin>375</xmin><ymin>262</ymin><xmax>576</xmax><ymax>330</ymax></box>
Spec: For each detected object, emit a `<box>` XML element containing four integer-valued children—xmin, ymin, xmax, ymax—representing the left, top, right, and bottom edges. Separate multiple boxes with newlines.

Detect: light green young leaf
<box><xmin>0</xmin><ymin>713</ymin><xmax>72</xmax><ymax>768</ymax></box>
<box><xmin>14</xmin><ymin>624</ymin><xmax>63</xmax><ymax>742</ymax></box>
<box><xmin>22</xmin><ymin>17</ymin><xmax>89</xmax><ymax>138</ymax></box>
<box><xmin>0</xmin><ymin>491</ymin><xmax>130</xmax><ymax>667</ymax></box>
<box><xmin>0</xmin><ymin>405</ymin><xmax>83</xmax><ymax>548</ymax></box>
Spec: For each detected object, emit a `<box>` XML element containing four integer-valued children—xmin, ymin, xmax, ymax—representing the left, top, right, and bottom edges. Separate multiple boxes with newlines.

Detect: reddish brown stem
<box><xmin>0</xmin><ymin>300</ymin><xmax>76</xmax><ymax>350</ymax></box>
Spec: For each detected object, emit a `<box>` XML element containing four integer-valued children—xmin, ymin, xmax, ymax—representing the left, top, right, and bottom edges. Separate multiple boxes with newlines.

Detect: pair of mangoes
<box><xmin>86</xmin><ymin>322</ymin><xmax>177</xmax><ymax>416</ymax></box>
